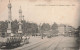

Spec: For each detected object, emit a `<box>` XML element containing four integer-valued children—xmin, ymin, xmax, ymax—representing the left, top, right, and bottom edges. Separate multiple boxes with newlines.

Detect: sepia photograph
<box><xmin>0</xmin><ymin>0</ymin><xmax>79</xmax><ymax>50</ymax></box>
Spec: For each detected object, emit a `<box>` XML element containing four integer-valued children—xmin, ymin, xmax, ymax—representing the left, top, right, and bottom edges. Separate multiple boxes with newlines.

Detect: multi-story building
<box><xmin>58</xmin><ymin>24</ymin><xmax>75</xmax><ymax>36</ymax></box>
<box><xmin>58</xmin><ymin>24</ymin><xmax>66</xmax><ymax>35</ymax></box>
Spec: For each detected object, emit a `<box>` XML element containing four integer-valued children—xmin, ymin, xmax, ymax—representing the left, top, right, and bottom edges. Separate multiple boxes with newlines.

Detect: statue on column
<box><xmin>18</xmin><ymin>6</ymin><xmax>22</xmax><ymax>34</ymax></box>
<box><xmin>7</xmin><ymin>0</ymin><xmax>12</xmax><ymax>35</ymax></box>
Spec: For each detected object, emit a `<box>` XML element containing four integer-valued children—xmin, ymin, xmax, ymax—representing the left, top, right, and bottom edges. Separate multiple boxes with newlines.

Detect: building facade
<box><xmin>58</xmin><ymin>24</ymin><xmax>66</xmax><ymax>35</ymax></box>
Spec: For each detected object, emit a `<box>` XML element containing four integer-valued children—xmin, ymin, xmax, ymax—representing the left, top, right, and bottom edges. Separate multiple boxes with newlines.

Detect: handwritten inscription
<box><xmin>35</xmin><ymin>4</ymin><xmax>75</xmax><ymax>6</ymax></box>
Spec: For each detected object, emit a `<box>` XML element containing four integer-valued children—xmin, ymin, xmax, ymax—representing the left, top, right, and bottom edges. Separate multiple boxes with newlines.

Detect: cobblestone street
<box><xmin>12</xmin><ymin>36</ymin><xmax>78</xmax><ymax>50</ymax></box>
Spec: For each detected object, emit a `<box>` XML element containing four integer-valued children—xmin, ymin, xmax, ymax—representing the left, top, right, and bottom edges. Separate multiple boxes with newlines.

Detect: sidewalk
<box><xmin>55</xmin><ymin>37</ymin><xmax>78</xmax><ymax>50</ymax></box>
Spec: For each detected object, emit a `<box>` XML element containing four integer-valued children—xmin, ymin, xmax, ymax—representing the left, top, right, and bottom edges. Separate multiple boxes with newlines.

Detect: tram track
<box><xmin>28</xmin><ymin>40</ymin><xmax>50</xmax><ymax>50</ymax></box>
<box><xmin>18</xmin><ymin>38</ymin><xmax>50</xmax><ymax>50</ymax></box>
<box><xmin>29</xmin><ymin>36</ymin><xmax>62</xmax><ymax>50</ymax></box>
<box><xmin>15</xmin><ymin>36</ymin><xmax>63</xmax><ymax>50</ymax></box>
<box><xmin>46</xmin><ymin>36</ymin><xmax>64</xmax><ymax>50</ymax></box>
<box><xmin>53</xmin><ymin>38</ymin><xmax>63</xmax><ymax>50</ymax></box>
<box><xmin>40</xmin><ymin>36</ymin><xmax>63</xmax><ymax>50</ymax></box>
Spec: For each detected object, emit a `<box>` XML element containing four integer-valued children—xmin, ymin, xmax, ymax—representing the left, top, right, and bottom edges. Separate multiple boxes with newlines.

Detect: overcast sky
<box><xmin>0</xmin><ymin>0</ymin><xmax>79</xmax><ymax>28</ymax></box>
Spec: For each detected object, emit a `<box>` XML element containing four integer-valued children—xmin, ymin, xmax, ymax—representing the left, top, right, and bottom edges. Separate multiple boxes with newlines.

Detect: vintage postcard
<box><xmin>0</xmin><ymin>0</ymin><xmax>79</xmax><ymax>50</ymax></box>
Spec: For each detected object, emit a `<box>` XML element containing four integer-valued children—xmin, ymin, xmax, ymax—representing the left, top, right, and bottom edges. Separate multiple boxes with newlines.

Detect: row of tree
<box><xmin>0</xmin><ymin>20</ymin><xmax>58</xmax><ymax>35</ymax></box>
